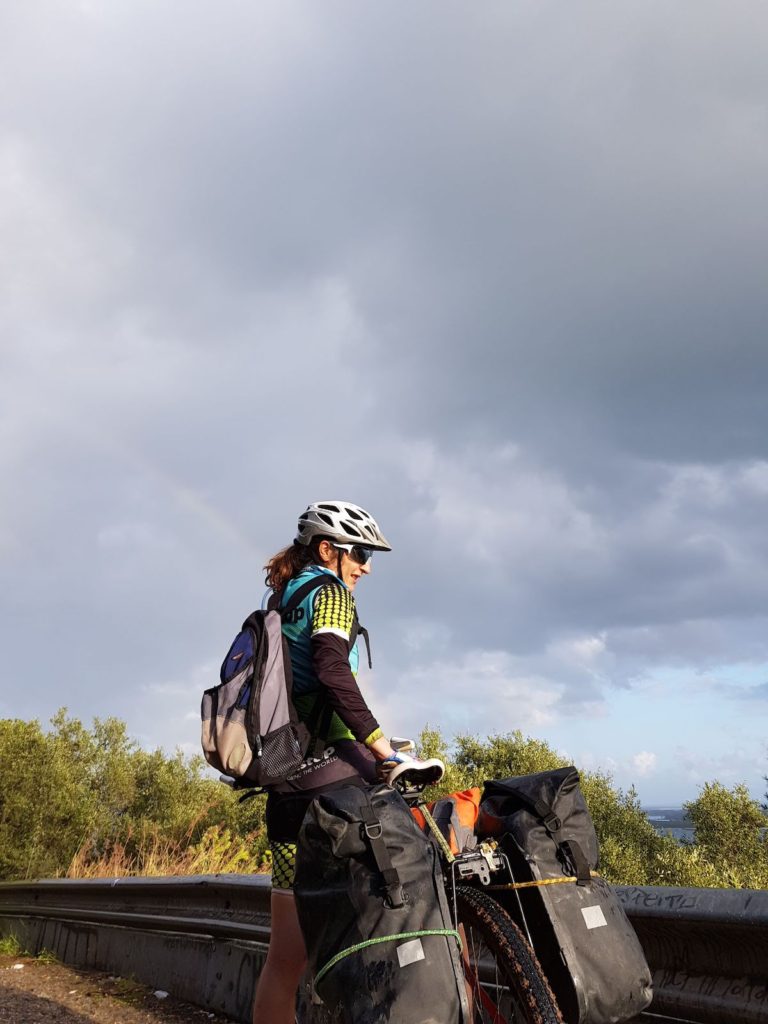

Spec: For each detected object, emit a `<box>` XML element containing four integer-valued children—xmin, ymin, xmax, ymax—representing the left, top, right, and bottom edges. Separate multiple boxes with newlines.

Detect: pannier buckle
<box><xmin>543</xmin><ymin>812</ymin><xmax>561</xmax><ymax>833</ymax></box>
<box><xmin>363</xmin><ymin>820</ymin><xmax>383</xmax><ymax>840</ymax></box>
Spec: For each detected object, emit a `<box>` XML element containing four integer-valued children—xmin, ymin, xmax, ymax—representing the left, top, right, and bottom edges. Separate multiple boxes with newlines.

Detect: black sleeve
<box><xmin>311</xmin><ymin>632</ymin><xmax>380</xmax><ymax>743</ymax></box>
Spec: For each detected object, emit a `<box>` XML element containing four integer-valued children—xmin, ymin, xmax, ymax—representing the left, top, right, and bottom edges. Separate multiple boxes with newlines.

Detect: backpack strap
<box><xmin>280</xmin><ymin>575</ymin><xmax>330</xmax><ymax>615</ymax></box>
<box><xmin>355</xmin><ymin>623</ymin><xmax>372</xmax><ymax>669</ymax></box>
<box><xmin>303</xmin><ymin>697</ymin><xmax>336</xmax><ymax>759</ymax></box>
<box><xmin>359</xmin><ymin>796</ymin><xmax>405</xmax><ymax>909</ymax></box>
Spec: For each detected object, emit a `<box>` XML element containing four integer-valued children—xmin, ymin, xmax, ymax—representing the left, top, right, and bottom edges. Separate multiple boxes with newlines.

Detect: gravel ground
<box><xmin>0</xmin><ymin>954</ymin><xmax>240</xmax><ymax>1024</ymax></box>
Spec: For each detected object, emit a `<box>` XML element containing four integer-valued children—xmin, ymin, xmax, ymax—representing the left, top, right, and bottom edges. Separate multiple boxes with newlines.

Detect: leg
<box><xmin>252</xmin><ymin>889</ymin><xmax>308</xmax><ymax>1024</ymax></box>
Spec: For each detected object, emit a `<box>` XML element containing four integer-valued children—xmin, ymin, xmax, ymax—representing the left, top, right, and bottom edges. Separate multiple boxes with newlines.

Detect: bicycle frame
<box><xmin>398</xmin><ymin>780</ymin><xmax>536</xmax><ymax>951</ymax></box>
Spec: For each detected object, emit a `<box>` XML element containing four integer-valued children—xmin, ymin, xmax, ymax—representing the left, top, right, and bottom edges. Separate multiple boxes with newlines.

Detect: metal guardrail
<box><xmin>616</xmin><ymin>886</ymin><xmax>768</xmax><ymax>1024</ymax></box>
<box><xmin>0</xmin><ymin>875</ymin><xmax>272</xmax><ymax>1021</ymax></box>
<box><xmin>1</xmin><ymin>877</ymin><xmax>767</xmax><ymax>1023</ymax></box>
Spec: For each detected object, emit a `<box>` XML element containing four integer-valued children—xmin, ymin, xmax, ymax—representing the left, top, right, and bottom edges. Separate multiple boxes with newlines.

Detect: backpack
<box><xmin>478</xmin><ymin>768</ymin><xmax>653</xmax><ymax>1024</ymax></box>
<box><xmin>294</xmin><ymin>783</ymin><xmax>471</xmax><ymax>1024</ymax></box>
<box><xmin>200</xmin><ymin>576</ymin><xmax>352</xmax><ymax>789</ymax></box>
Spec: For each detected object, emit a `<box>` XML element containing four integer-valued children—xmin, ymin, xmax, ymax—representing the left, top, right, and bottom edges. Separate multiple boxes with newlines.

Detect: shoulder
<box><xmin>282</xmin><ymin>566</ymin><xmax>330</xmax><ymax>603</ymax></box>
<box><xmin>311</xmin><ymin>579</ymin><xmax>355</xmax><ymax>637</ymax></box>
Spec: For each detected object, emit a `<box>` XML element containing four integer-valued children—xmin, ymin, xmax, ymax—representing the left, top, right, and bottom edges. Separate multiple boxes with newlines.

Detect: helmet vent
<box><xmin>295</xmin><ymin>501</ymin><xmax>390</xmax><ymax>551</ymax></box>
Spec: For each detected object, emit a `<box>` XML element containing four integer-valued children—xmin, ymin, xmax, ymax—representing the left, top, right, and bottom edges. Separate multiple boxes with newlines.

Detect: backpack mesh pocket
<box><xmin>258</xmin><ymin>724</ymin><xmax>304</xmax><ymax>783</ymax></box>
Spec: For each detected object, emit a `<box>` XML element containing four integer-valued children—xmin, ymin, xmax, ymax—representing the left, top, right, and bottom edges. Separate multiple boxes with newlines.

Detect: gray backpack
<box><xmin>201</xmin><ymin>577</ymin><xmax>334</xmax><ymax>788</ymax></box>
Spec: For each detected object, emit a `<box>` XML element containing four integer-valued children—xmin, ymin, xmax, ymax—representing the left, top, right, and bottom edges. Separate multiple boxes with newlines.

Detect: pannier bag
<box><xmin>478</xmin><ymin>768</ymin><xmax>652</xmax><ymax>1024</ymax></box>
<box><xmin>294</xmin><ymin>783</ymin><xmax>471</xmax><ymax>1024</ymax></box>
<box><xmin>200</xmin><ymin>577</ymin><xmax>334</xmax><ymax>788</ymax></box>
<box><xmin>410</xmin><ymin>787</ymin><xmax>482</xmax><ymax>857</ymax></box>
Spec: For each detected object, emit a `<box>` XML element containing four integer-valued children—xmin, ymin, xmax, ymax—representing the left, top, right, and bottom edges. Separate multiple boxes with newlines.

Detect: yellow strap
<box><xmin>488</xmin><ymin>871</ymin><xmax>599</xmax><ymax>891</ymax></box>
<box><xmin>420</xmin><ymin>804</ymin><xmax>455</xmax><ymax>864</ymax></box>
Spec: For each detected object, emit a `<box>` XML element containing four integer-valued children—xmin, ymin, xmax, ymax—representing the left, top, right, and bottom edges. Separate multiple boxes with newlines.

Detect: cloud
<box><xmin>3</xmin><ymin>2</ymin><xmax>768</xmax><ymax>801</ymax></box>
<box><xmin>632</xmin><ymin>752</ymin><xmax>658</xmax><ymax>778</ymax></box>
<box><xmin>673</xmin><ymin>745</ymin><xmax>767</xmax><ymax>796</ymax></box>
<box><xmin>366</xmin><ymin>649</ymin><xmax>565</xmax><ymax>743</ymax></box>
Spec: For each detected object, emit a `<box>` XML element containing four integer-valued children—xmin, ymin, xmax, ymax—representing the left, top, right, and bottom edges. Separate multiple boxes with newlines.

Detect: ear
<box><xmin>316</xmin><ymin>539</ymin><xmax>335</xmax><ymax>565</ymax></box>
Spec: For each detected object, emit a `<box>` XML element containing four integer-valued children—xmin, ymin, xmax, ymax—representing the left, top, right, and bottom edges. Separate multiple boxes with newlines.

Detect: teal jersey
<box><xmin>280</xmin><ymin>565</ymin><xmax>359</xmax><ymax>743</ymax></box>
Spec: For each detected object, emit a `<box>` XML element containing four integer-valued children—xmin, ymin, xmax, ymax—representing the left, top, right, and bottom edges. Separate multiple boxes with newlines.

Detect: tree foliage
<box><xmin>0</xmin><ymin>710</ymin><xmax>267</xmax><ymax>880</ymax></box>
<box><xmin>1</xmin><ymin>713</ymin><xmax>766</xmax><ymax>887</ymax></box>
<box><xmin>418</xmin><ymin>727</ymin><xmax>767</xmax><ymax>889</ymax></box>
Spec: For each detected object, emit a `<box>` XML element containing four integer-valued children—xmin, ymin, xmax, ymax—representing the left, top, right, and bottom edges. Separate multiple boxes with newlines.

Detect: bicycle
<box><xmin>293</xmin><ymin>764</ymin><xmax>564</xmax><ymax>1024</ymax></box>
<box><xmin>397</xmin><ymin>774</ymin><xmax>564</xmax><ymax>1024</ymax></box>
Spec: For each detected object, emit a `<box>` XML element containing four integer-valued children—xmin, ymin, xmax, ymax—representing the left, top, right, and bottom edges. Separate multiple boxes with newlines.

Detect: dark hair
<box><xmin>264</xmin><ymin>539</ymin><xmax>323</xmax><ymax>591</ymax></box>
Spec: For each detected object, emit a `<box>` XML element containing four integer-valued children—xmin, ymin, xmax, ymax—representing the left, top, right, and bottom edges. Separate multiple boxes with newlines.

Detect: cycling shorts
<box><xmin>265</xmin><ymin>740</ymin><xmax>376</xmax><ymax>891</ymax></box>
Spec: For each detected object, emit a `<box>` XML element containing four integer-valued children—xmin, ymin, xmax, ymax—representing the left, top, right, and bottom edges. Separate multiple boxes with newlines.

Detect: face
<box><xmin>317</xmin><ymin>541</ymin><xmax>372</xmax><ymax>591</ymax></box>
<box><xmin>338</xmin><ymin>548</ymin><xmax>372</xmax><ymax>591</ymax></box>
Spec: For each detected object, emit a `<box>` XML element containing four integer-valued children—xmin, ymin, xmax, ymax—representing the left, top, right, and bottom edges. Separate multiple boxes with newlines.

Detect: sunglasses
<box><xmin>333</xmin><ymin>543</ymin><xmax>374</xmax><ymax>565</ymax></box>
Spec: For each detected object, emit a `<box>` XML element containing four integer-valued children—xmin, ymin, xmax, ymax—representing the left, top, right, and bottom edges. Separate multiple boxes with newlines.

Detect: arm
<box><xmin>311</xmin><ymin>631</ymin><xmax>384</xmax><ymax>747</ymax></box>
<box><xmin>310</xmin><ymin>583</ymin><xmax>394</xmax><ymax>759</ymax></box>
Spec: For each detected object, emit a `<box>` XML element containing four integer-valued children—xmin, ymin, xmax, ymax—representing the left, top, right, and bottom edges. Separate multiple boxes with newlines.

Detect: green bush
<box><xmin>1</xmin><ymin>713</ymin><xmax>765</xmax><ymax>888</ymax></box>
<box><xmin>0</xmin><ymin>710</ymin><xmax>266</xmax><ymax>880</ymax></box>
<box><xmin>419</xmin><ymin>727</ymin><xmax>767</xmax><ymax>889</ymax></box>
<box><xmin>684</xmin><ymin>783</ymin><xmax>768</xmax><ymax>888</ymax></box>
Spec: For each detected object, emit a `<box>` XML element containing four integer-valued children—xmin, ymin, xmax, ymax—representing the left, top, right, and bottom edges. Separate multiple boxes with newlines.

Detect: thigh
<box><xmin>267</xmin><ymin>889</ymin><xmax>307</xmax><ymax>967</ymax></box>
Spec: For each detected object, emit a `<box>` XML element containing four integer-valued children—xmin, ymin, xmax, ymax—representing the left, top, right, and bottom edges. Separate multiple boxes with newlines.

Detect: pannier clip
<box><xmin>542</xmin><ymin>811</ymin><xmax>561</xmax><ymax>833</ymax></box>
<box><xmin>363</xmin><ymin>820</ymin><xmax>383</xmax><ymax>840</ymax></box>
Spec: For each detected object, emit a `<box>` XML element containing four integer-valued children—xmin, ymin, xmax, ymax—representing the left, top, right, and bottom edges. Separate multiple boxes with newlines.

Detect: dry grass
<box><xmin>67</xmin><ymin>823</ymin><xmax>269</xmax><ymax>878</ymax></box>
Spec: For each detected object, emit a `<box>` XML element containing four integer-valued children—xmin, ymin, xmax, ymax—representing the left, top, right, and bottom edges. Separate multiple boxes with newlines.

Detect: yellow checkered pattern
<box><xmin>312</xmin><ymin>583</ymin><xmax>355</xmax><ymax>639</ymax></box>
<box><xmin>271</xmin><ymin>841</ymin><xmax>297</xmax><ymax>890</ymax></box>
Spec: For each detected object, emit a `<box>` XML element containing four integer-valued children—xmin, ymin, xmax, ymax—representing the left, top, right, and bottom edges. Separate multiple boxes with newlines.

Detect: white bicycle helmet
<box><xmin>296</xmin><ymin>501</ymin><xmax>392</xmax><ymax>551</ymax></box>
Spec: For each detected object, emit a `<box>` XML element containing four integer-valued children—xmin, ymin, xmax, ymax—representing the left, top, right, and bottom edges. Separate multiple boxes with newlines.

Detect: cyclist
<box><xmin>251</xmin><ymin>500</ymin><xmax>442</xmax><ymax>1024</ymax></box>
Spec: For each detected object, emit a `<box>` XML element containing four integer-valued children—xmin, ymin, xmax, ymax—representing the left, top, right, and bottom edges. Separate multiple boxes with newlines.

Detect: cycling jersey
<box><xmin>279</xmin><ymin>565</ymin><xmax>380</xmax><ymax>745</ymax></box>
<box><xmin>268</xmin><ymin>565</ymin><xmax>380</xmax><ymax>861</ymax></box>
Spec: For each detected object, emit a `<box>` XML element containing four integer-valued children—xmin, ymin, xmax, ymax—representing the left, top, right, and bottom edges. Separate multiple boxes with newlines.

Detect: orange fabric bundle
<box><xmin>410</xmin><ymin>787</ymin><xmax>482</xmax><ymax>855</ymax></box>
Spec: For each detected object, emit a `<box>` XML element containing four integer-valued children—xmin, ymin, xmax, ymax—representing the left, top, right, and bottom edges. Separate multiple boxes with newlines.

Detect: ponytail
<box><xmin>264</xmin><ymin>540</ymin><xmax>320</xmax><ymax>591</ymax></box>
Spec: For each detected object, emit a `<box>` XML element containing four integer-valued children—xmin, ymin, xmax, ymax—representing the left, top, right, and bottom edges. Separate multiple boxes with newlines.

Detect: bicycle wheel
<box><xmin>455</xmin><ymin>885</ymin><xmax>563</xmax><ymax>1024</ymax></box>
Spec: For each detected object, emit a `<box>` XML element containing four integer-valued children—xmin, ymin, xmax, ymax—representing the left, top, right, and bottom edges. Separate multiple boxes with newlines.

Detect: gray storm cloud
<box><xmin>2</xmin><ymin>1</ymin><xmax>768</xmax><ymax>797</ymax></box>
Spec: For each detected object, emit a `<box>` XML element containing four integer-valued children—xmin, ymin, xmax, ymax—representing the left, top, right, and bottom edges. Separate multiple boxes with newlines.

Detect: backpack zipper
<box><xmin>244</xmin><ymin>624</ymin><xmax>264</xmax><ymax>758</ymax></box>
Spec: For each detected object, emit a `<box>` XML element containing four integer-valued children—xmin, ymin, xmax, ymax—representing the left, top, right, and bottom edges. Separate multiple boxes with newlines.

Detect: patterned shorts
<box><xmin>271</xmin><ymin>841</ymin><xmax>297</xmax><ymax>891</ymax></box>
<box><xmin>265</xmin><ymin>745</ymin><xmax>376</xmax><ymax>891</ymax></box>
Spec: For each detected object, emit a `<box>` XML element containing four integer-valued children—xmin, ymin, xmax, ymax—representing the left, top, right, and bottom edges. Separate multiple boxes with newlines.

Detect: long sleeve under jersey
<box><xmin>280</xmin><ymin>565</ymin><xmax>381</xmax><ymax>745</ymax></box>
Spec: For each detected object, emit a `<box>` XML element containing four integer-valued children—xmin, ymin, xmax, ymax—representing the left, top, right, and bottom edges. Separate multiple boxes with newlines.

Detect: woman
<box><xmin>251</xmin><ymin>500</ymin><xmax>442</xmax><ymax>1024</ymax></box>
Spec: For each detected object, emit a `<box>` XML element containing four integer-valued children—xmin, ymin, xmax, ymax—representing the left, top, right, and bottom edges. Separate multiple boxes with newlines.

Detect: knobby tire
<box><xmin>455</xmin><ymin>885</ymin><xmax>563</xmax><ymax>1024</ymax></box>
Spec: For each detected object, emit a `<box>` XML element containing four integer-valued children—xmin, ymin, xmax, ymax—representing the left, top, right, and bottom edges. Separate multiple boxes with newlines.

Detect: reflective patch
<box><xmin>581</xmin><ymin>905</ymin><xmax>608</xmax><ymax>929</ymax></box>
<box><xmin>397</xmin><ymin>938</ymin><xmax>425</xmax><ymax>967</ymax></box>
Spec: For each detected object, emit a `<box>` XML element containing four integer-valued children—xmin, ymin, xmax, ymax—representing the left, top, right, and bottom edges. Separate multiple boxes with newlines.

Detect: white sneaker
<box><xmin>379</xmin><ymin>750</ymin><xmax>445</xmax><ymax>788</ymax></box>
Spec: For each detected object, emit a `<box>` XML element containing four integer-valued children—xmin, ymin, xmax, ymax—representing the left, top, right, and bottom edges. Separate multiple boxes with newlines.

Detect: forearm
<box><xmin>311</xmin><ymin>633</ymin><xmax>382</xmax><ymax>744</ymax></box>
<box><xmin>366</xmin><ymin>734</ymin><xmax>396</xmax><ymax>761</ymax></box>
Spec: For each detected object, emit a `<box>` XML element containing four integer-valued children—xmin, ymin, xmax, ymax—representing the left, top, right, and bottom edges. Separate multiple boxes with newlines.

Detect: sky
<box><xmin>2</xmin><ymin>1</ymin><xmax>768</xmax><ymax>805</ymax></box>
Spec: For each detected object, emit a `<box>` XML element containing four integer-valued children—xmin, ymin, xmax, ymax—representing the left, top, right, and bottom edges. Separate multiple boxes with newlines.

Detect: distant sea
<box><xmin>642</xmin><ymin>807</ymin><xmax>694</xmax><ymax>842</ymax></box>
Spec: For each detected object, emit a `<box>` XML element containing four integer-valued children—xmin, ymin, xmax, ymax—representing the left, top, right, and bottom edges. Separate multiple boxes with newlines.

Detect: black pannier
<box><xmin>294</xmin><ymin>783</ymin><xmax>470</xmax><ymax>1024</ymax></box>
<box><xmin>478</xmin><ymin>767</ymin><xmax>653</xmax><ymax>1024</ymax></box>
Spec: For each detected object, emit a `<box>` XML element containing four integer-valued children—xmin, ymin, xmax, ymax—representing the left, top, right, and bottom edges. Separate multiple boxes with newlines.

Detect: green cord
<box><xmin>315</xmin><ymin>928</ymin><xmax>462</xmax><ymax>985</ymax></box>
